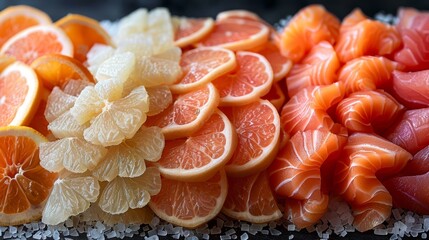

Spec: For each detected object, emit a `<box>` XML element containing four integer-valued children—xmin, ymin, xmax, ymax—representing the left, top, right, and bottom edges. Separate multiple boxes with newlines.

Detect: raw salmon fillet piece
<box><xmin>395</xmin><ymin>8</ymin><xmax>429</xmax><ymax>71</ymax></box>
<box><xmin>335</xmin><ymin>9</ymin><xmax>402</xmax><ymax>63</ymax></box>
<box><xmin>392</xmin><ymin>70</ymin><xmax>429</xmax><ymax>107</ymax></box>
<box><xmin>334</xmin><ymin>133</ymin><xmax>412</xmax><ymax>232</ymax></box>
<box><xmin>394</xmin><ymin>29</ymin><xmax>429</xmax><ymax>71</ymax></box>
<box><xmin>398</xmin><ymin>146</ymin><xmax>429</xmax><ymax>176</ymax></box>
<box><xmin>384</xmin><ymin>171</ymin><xmax>429</xmax><ymax>215</ymax></box>
<box><xmin>338</xmin><ymin>56</ymin><xmax>399</xmax><ymax>95</ymax></box>
<box><xmin>279</xmin><ymin>4</ymin><xmax>340</xmax><ymax>63</ymax></box>
<box><xmin>280</xmin><ymin>82</ymin><xmax>344</xmax><ymax>136</ymax></box>
<box><xmin>286</xmin><ymin>41</ymin><xmax>340</xmax><ymax>97</ymax></box>
<box><xmin>268</xmin><ymin>128</ymin><xmax>347</xmax><ymax>228</ymax></box>
<box><xmin>336</xmin><ymin>90</ymin><xmax>404</xmax><ymax>133</ymax></box>
<box><xmin>383</xmin><ymin>146</ymin><xmax>429</xmax><ymax>215</ymax></box>
<box><xmin>285</xmin><ymin>193</ymin><xmax>329</xmax><ymax>229</ymax></box>
<box><xmin>386</xmin><ymin>108</ymin><xmax>429</xmax><ymax>154</ymax></box>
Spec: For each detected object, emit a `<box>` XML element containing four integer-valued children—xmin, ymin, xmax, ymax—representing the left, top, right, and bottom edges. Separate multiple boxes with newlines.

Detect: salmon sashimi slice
<box><xmin>335</xmin><ymin>9</ymin><xmax>402</xmax><ymax>63</ymax></box>
<box><xmin>383</xmin><ymin>172</ymin><xmax>429</xmax><ymax>215</ymax></box>
<box><xmin>222</xmin><ymin>171</ymin><xmax>282</xmax><ymax>223</ymax></box>
<box><xmin>334</xmin><ymin>133</ymin><xmax>412</xmax><ymax>232</ymax></box>
<box><xmin>280</xmin><ymin>82</ymin><xmax>344</xmax><ymax>136</ymax></box>
<box><xmin>385</xmin><ymin>108</ymin><xmax>429</xmax><ymax>154</ymax></box>
<box><xmin>286</xmin><ymin>41</ymin><xmax>340</xmax><ymax>97</ymax></box>
<box><xmin>285</xmin><ymin>193</ymin><xmax>329</xmax><ymax>229</ymax></box>
<box><xmin>396</xmin><ymin>7</ymin><xmax>423</xmax><ymax>30</ymax></box>
<box><xmin>269</xmin><ymin>128</ymin><xmax>347</xmax><ymax>199</ymax></box>
<box><xmin>395</xmin><ymin>8</ymin><xmax>429</xmax><ymax>70</ymax></box>
<box><xmin>268</xmin><ymin>128</ymin><xmax>347</xmax><ymax>228</ymax></box>
<box><xmin>398</xmin><ymin>146</ymin><xmax>429</xmax><ymax>176</ymax></box>
<box><xmin>396</xmin><ymin>7</ymin><xmax>429</xmax><ymax>34</ymax></box>
<box><xmin>382</xmin><ymin>146</ymin><xmax>429</xmax><ymax>214</ymax></box>
<box><xmin>392</xmin><ymin>70</ymin><xmax>429</xmax><ymax>107</ymax></box>
<box><xmin>336</xmin><ymin>90</ymin><xmax>404</xmax><ymax>133</ymax></box>
<box><xmin>278</xmin><ymin>4</ymin><xmax>340</xmax><ymax>63</ymax></box>
<box><xmin>394</xmin><ymin>29</ymin><xmax>429</xmax><ymax>71</ymax></box>
<box><xmin>341</xmin><ymin>7</ymin><xmax>367</xmax><ymax>28</ymax></box>
<box><xmin>338</xmin><ymin>56</ymin><xmax>399</xmax><ymax>95</ymax></box>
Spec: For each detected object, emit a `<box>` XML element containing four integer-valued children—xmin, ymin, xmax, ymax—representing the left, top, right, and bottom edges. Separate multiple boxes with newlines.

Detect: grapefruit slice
<box><xmin>222</xmin><ymin>171</ymin><xmax>282</xmax><ymax>223</ymax></box>
<box><xmin>198</xmin><ymin>18</ymin><xmax>269</xmax><ymax>51</ymax></box>
<box><xmin>1</xmin><ymin>25</ymin><xmax>73</xmax><ymax>64</ymax></box>
<box><xmin>213</xmin><ymin>51</ymin><xmax>273</xmax><ymax>106</ymax></box>
<box><xmin>169</xmin><ymin>47</ymin><xmax>236</xmax><ymax>94</ymax></box>
<box><xmin>0</xmin><ymin>5</ymin><xmax>51</xmax><ymax>48</ymax></box>
<box><xmin>0</xmin><ymin>61</ymin><xmax>41</xmax><ymax>126</ymax></box>
<box><xmin>149</xmin><ymin>170</ymin><xmax>228</xmax><ymax>228</ymax></box>
<box><xmin>223</xmin><ymin>99</ymin><xmax>281</xmax><ymax>177</ymax></box>
<box><xmin>156</xmin><ymin>109</ymin><xmax>237</xmax><ymax>182</ymax></box>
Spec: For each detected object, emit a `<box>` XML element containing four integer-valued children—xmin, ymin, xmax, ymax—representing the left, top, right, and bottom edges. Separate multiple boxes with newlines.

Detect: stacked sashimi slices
<box><xmin>270</xmin><ymin>4</ymin><xmax>429</xmax><ymax>233</ymax></box>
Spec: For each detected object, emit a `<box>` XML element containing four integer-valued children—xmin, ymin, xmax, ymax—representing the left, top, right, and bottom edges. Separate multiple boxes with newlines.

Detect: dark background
<box><xmin>1</xmin><ymin>0</ymin><xmax>429</xmax><ymax>24</ymax></box>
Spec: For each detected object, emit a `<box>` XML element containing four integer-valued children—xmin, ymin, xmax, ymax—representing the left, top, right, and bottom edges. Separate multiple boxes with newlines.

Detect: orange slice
<box><xmin>0</xmin><ymin>61</ymin><xmax>41</xmax><ymax>126</ymax></box>
<box><xmin>262</xmin><ymin>82</ymin><xmax>286</xmax><ymax>111</ymax></box>
<box><xmin>28</xmin><ymin>87</ymin><xmax>50</xmax><ymax>136</ymax></box>
<box><xmin>174</xmin><ymin>17</ymin><xmax>214</xmax><ymax>48</ymax></box>
<box><xmin>212</xmin><ymin>51</ymin><xmax>273</xmax><ymax>106</ymax></box>
<box><xmin>1</xmin><ymin>25</ymin><xmax>73</xmax><ymax>65</ymax></box>
<box><xmin>216</xmin><ymin>9</ymin><xmax>262</xmax><ymax>22</ymax></box>
<box><xmin>258</xmin><ymin>41</ymin><xmax>293</xmax><ymax>82</ymax></box>
<box><xmin>0</xmin><ymin>5</ymin><xmax>51</xmax><ymax>48</ymax></box>
<box><xmin>222</xmin><ymin>171</ymin><xmax>282</xmax><ymax>223</ymax></box>
<box><xmin>0</xmin><ymin>126</ymin><xmax>57</xmax><ymax>226</ymax></box>
<box><xmin>223</xmin><ymin>99</ymin><xmax>281</xmax><ymax>177</ymax></box>
<box><xmin>0</xmin><ymin>54</ymin><xmax>15</xmax><ymax>72</ymax></box>
<box><xmin>197</xmin><ymin>18</ymin><xmax>269</xmax><ymax>51</ymax></box>
<box><xmin>145</xmin><ymin>83</ymin><xmax>220</xmax><ymax>140</ymax></box>
<box><xmin>169</xmin><ymin>47</ymin><xmax>236</xmax><ymax>94</ymax></box>
<box><xmin>156</xmin><ymin>109</ymin><xmax>237</xmax><ymax>182</ymax></box>
<box><xmin>55</xmin><ymin>14</ymin><xmax>113</xmax><ymax>62</ymax></box>
<box><xmin>216</xmin><ymin>10</ymin><xmax>282</xmax><ymax>49</ymax></box>
<box><xmin>31</xmin><ymin>53</ymin><xmax>94</xmax><ymax>90</ymax></box>
<box><xmin>149</xmin><ymin>170</ymin><xmax>228</xmax><ymax>228</ymax></box>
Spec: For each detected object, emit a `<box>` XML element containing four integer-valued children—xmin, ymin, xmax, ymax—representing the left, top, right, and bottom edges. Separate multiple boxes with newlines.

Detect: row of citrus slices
<box><xmin>143</xmin><ymin>10</ymin><xmax>298</xmax><ymax>228</ymax></box>
<box><xmin>0</xmin><ymin>4</ymin><xmax>299</xmax><ymax>229</ymax></box>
